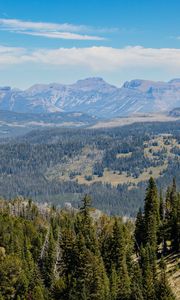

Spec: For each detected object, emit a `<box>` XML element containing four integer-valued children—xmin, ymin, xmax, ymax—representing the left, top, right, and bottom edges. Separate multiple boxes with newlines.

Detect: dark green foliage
<box><xmin>140</xmin><ymin>245</ymin><xmax>157</xmax><ymax>300</ymax></box>
<box><xmin>0</xmin><ymin>178</ymin><xmax>178</xmax><ymax>299</ymax></box>
<box><xmin>169</xmin><ymin>180</ymin><xmax>180</xmax><ymax>252</ymax></box>
<box><xmin>134</xmin><ymin>178</ymin><xmax>179</xmax><ymax>300</ymax></box>
<box><xmin>56</xmin><ymin>197</ymin><xmax>110</xmax><ymax>300</ymax></box>
<box><xmin>41</xmin><ymin>227</ymin><xmax>56</xmax><ymax>287</ymax></box>
<box><xmin>0</xmin><ymin>201</ymin><xmax>47</xmax><ymax>299</ymax></box>
<box><xmin>159</xmin><ymin>189</ymin><xmax>164</xmax><ymax>222</ymax></box>
<box><xmin>130</xmin><ymin>263</ymin><xmax>144</xmax><ymax>300</ymax></box>
<box><xmin>157</xmin><ymin>258</ymin><xmax>176</xmax><ymax>300</ymax></box>
<box><xmin>134</xmin><ymin>208</ymin><xmax>144</xmax><ymax>250</ymax></box>
<box><xmin>144</xmin><ymin>177</ymin><xmax>160</xmax><ymax>250</ymax></box>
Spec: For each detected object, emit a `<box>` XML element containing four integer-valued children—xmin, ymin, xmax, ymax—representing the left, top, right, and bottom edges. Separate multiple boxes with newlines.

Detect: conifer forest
<box><xmin>0</xmin><ymin>178</ymin><xmax>179</xmax><ymax>299</ymax></box>
<box><xmin>1</xmin><ymin>0</ymin><xmax>180</xmax><ymax>298</ymax></box>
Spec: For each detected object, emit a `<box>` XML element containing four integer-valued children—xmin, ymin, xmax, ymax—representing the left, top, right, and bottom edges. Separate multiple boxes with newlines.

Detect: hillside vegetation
<box><xmin>0</xmin><ymin>178</ymin><xmax>179</xmax><ymax>299</ymax></box>
<box><xmin>0</xmin><ymin>121</ymin><xmax>180</xmax><ymax>216</ymax></box>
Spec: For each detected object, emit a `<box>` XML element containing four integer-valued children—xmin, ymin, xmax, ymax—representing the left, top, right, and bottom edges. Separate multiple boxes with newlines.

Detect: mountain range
<box><xmin>1</xmin><ymin>77</ymin><xmax>180</xmax><ymax>117</ymax></box>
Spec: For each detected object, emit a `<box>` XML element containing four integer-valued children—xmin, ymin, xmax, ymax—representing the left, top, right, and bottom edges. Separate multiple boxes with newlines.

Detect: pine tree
<box><xmin>144</xmin><ymin>177</ymin><xmax>160</xmax><ymax>251</ymax></box>
<box><xmin>157</xmin><ymin>257</ymin><xmax>175</xmax><ymax>300</ymax></box>
<box><xmin>100</xmin><ymin>230</ymin><xmax>113</xmax><ymax>275</ymax></box>
<box><xmin>111</xmin><ymin>218</ymin><xmax>131</xmax><ymax>300</ymax></box>
<box><xmin>117</xmin><ymin>257</ymin><xmax>131</xmax><ymax>300</ymax></box>
<box><xmin>90</xmin><ymin>256</ymin><xmax>110</xmax><ymax>300</ymax></box>
<box><xmin>165</xmin><ymin>186</ymin><xmax>172</xmax><ymax>223</ymax></box>
<box><xmin>42</xmin><ymin>226</ymin><xmax>56</xmax><ymax>287</ymax></box>
<box><xmin>61</xmin><ymin>202</ymin><xmax>111</xmax><ymax>300</ymax></box>
<box><xmin>111</xmin><ymin>218</ymin><xmax>126</xmax><ymax>269</ymax></box>
<box><xmin>32</xmin><ymin>285</ymin><xmax>45</xmax><ymax>300</ymax></box>
<box><xmin>159</xmin><ymin>189</ymin><xmax>164</xmax><ymax>222</ymax></box>
<box><xmin>169</xmin><ymin>179</ymin><xmax>180</xmax><ymax>252</ymax></box>
<box><xmin>61</xmin><ymin>226</ymin><xmax>76</xmax><ymax>277</ymax></box>
<box><xmin>110</xmin><ymin>265</ymin><xmax>118</xmax><ymax>300</ymax></box>
<box><xmin>130</xmin><ymin>263</ymin><xmax>144</xmax><ymax>300</ymax></box>
<box><xmin>80</xmin><ymin>194</ymin><xmax>92</xmax><ymax>215</ymax></box>
<box><xmin>0</xmin><ymin>255</ymin><xmax>28</xmax><ymax>299</ymax></box>
<box><xmin>78</xmin><ymin>195</ymin><xmax>99</xmax><ymax>255</ymax></box>
<box><xmin>52</xmin><ymin>277</ymin><xmax>67</xmax><ymax>300</ymax></box>
<box><xmin>158</xmin><ymin>190</ymin><xmax>167</xmax><ymax>254</ymax></box>
<box><xmin>164</xmin><ymin>179</ymin><xmax>180</xmax><ymax>252</ymax></box>
<box><xmin>140</xmin><ymin>246</ymin><xmax>156</xmax><ymax>300</ymax></box>
<box><xmin>70</xmin><ymin>233</ymin><xmax>92</xmax><ymax>299</ymax></box>
<box><xmin>134</xmin><ymin>208</ymin><xmax>144</xmax><ymax>253</ymax></box>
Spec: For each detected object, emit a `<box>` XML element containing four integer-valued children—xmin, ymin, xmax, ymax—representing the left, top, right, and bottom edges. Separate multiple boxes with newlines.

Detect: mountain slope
<box><xmin>1</xmin><ymin>77</ymin><xmax>180</xmax><ymax>117</ymax></box>
<box><xmin>169</xmin><ymin>107</ymin><xmax>180</xmax><ymax>117</ymax></box>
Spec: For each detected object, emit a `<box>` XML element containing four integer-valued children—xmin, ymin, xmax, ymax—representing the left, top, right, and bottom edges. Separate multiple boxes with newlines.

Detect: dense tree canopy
<box><xmin>0</xmin><ymin>122</ymin><xmax>180</xmax><ymax>216</ymax></box>
<box><xmin>0</xmin><ymin>177</ymin><xmax>179</xmax><ymax>299</ymax></box>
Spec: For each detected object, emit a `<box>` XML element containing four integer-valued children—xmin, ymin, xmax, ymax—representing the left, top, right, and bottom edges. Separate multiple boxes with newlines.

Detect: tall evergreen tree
<box><xmin>144</xmin><ymin>177</ymin><xmax>160</xmax><ymax>251</ymax></box>
<box><xmin>134</xmin><ymin>208</ymin><xmax>144</xmax><ymax>253</ymax></box>
<box><xmin>157</xmin><ymin>257</ymin><xmax>175</xmax><ymax>300</ymax></box>
<box><xmin>110</xmin><ymin>265</ymin><xmax>118</xmax><ymax>300</ymax></box>
<box><xmin>140</xmin><ymin>246</ymin><xmax>156</xmax><ymax>300</ymax></box>
<box><xmin>78</xmin><ymin>195</ymin><xmax>99</xmax><ymax>254</ymax></box>
<box><xmin>41</xmin><ymin>226</ymin><xmax>56</xmax><ymax>287</ymax></box>
<box><xmin>159</xmin><ymin>189</ymin><xmax>164</xmax><ymax>222</ymax></box>
<box><xmin>169</xmin><ymin>179</ymin><xmax>180</xmax><ymax>252</ymax></box>
<box><xmin>158</xmin><ymin>189</ymin><xmax>167</xmax><ymax>254</ymax></box>
<box><xmin>130</xmin><ymin>263</ymin><xmax>144</xmax><ymax>300</ymax></box>
<box><xmin>110</xmin><ymin>218</ymin><xmax>131</xmax><ymax>300</ymax></box>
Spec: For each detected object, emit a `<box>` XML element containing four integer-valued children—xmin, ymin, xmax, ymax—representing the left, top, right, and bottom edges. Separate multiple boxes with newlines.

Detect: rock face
<box><xmin>1</xmin><ymin>77</ymin><xmax>180</xmax><ymax>117</ymax></box>
<box><xmin>169</xmin><ymin>107</ymin><xmax>180</xmax><ymax>117</ymax></box>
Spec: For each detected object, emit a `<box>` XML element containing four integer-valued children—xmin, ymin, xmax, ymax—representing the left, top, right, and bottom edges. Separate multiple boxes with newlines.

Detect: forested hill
<box><xmin>0</xmin><ymin>121</ymin><xmax>180</xmax><ymax>216</ymax></box>
<box><xmin>0</xmin><ymin>178</ymin><xmax>179</xmax><ymax>299</ymax></box>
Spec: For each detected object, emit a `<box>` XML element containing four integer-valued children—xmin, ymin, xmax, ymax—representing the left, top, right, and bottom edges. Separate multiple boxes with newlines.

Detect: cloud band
<box><xmin>0</xmin><ymin>45</ymin><xmax>180</xmax><ymax>72</ymax></box>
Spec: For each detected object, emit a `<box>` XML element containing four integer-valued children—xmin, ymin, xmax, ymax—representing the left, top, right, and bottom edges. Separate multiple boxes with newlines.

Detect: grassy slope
<box><xmin>45</xmin><ymin>134</ymin><xmax>180</xmax><ymax>188</ymax></box>
<box><xmin>166</xmin><ymin>253</ymin><xmax>180</xmax><ymax>299</ymax></box>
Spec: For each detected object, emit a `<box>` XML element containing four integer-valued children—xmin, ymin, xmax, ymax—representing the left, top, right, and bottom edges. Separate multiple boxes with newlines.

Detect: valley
<box><xmin>92</xmin><ymin>113</ymin><xmax>180</xmax><ymax>128</ymax></box>
<box><xmin>0</xmin><ymin>121</ymin><xmax>179</xmax><ymax>216</ymax></box>
<box><xmin>0</xmin><ymin>79</ymin><xmax>180</xmax><ymax>217</ymax></box>
<box><xmin>0</xmin><ymin>109</ymin><xmax>179</xmax><ymax>138</ymax></box>
<box><xmin>0</xmin><ymin>110</ymin><xmax>98</xmax><ymax>138</ymax></box>
<box><xmin>1</xmin><ymin>1</ymin><xmax>180</xmax><ymax>299</ymax></box>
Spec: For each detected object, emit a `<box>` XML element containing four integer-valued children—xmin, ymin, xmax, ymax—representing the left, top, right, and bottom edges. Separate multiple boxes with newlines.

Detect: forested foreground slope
<box><xmin>0</xmin><ymin>178</ymin><xmax>179</xmax><ymax>299</ymax></box>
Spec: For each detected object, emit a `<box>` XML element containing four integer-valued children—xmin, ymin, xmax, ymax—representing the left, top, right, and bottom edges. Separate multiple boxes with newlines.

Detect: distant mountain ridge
<box><xmin>169</xmin><ymin>107</ymin><xmax>180</xmax><ymax>117</ymax></box>
<box><xmin>1</xmin><ymin>77</ymin><xmax>180</xmax><ymax>117</ymax></box>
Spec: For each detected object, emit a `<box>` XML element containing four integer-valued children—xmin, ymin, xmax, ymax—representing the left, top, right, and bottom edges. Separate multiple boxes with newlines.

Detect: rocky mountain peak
<box><xmin>1</xmin><ymin>78</ymin><xmax>180</xmax><ymax>117</ymax></box>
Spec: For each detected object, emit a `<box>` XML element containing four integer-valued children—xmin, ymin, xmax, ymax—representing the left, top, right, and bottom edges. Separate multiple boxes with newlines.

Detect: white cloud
<box><xmin>0</xmin><ymin>18</ymin><xmax>106</xmax><ymax>40</ymax></box>
<box><xmin>0</xmin><ymin>45</ymin><xmax>28</xmax><ymax>64</ymax></box>
<box><xmin>0</xmin><ymin>18</ymin><xmax>87</xmax><ymax>32</ymax></box>
<box><xmin>18</xmin><ymin>30</ymin><xmax>105</xmax><ymax>41</ymax></box>
<box><xmin>0</xmin><ymin>45</ymin><xmax>180</xmax><ymax>72</ymax></box>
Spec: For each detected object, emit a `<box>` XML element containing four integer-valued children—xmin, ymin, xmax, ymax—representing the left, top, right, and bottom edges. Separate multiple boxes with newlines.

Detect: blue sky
<box><xmin>0</xmin><ymin>0</ymin><xmax>180</xmax><ymax>88</ymax></box>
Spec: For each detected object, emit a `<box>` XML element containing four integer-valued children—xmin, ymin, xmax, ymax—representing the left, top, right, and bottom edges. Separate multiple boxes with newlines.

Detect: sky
<box><xmin>0</xmin><ymin>0</ymin><xmax>180</xmax><ymax>88</ymax></box>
